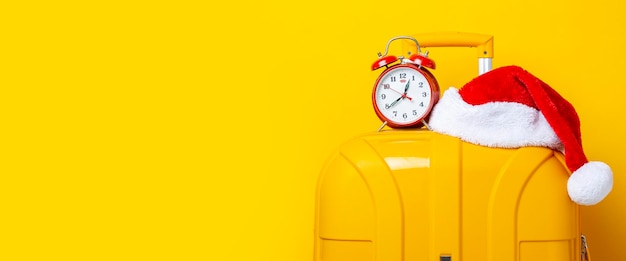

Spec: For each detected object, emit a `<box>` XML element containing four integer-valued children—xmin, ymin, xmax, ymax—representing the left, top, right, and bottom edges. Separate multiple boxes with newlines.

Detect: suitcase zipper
<box><xmin>582</xmin><ymin>234</ymin><xmax>591</xmax><ymax>261</ymax></box>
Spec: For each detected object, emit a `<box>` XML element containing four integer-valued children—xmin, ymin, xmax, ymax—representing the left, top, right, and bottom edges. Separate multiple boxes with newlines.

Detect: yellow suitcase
<box><xmin>313</xmin><ymin>33</ymin><xmax>583</xmax><ymax>261</ymax></box>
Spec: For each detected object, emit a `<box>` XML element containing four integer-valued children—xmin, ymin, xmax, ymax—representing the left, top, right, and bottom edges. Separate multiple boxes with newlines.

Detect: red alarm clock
<box><xmin>371</xmin><ymin>36</ymin><xmax>440</xmax><ymax>129</ymax></box>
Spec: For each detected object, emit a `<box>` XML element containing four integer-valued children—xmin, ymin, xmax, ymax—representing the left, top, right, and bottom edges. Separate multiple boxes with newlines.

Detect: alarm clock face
<box><xmin>373</xmin><ymin>65</ymin><xmax>438</xmax><ymax>127</ymax></box>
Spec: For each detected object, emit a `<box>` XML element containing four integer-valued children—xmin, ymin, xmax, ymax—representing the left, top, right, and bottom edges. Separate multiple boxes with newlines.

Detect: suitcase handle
<box><xmin>401</xmin><ymin>32</ymin><xmax>494</xmax><ymax>74</ymax></box>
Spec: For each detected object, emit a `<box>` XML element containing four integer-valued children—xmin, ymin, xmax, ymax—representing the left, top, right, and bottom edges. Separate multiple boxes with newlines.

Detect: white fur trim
<box><xmin>429</xmin><ymin>88</ymin><xmax>562</xmax><ymax>150</ymax></box>
<box><xmin>567</xmin><ymin>161</ymin><xmax>613</xmax><ymax>205</ymax></box>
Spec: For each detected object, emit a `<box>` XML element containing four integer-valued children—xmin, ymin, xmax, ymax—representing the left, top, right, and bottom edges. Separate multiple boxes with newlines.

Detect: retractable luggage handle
<box><xmin>401</xmin><ymin>32</ymin><xmax>494</xmax><ymax>75</ymax></box>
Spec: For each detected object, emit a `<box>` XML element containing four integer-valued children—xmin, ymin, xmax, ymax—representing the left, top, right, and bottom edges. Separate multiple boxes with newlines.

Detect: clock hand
<box><xmin>388</xmin><ymin>87</ymin><xmax>413</xmax><ymax>101</ymax></box>
<box><xmin>386</xmin><ymin>96</ymin><xmax>403</xmax><ymax>109</ymax></box>
<box><xmin>404</xmin><ymin>80</ymin><xmax>410</xmax><ymax>94</ymax></box>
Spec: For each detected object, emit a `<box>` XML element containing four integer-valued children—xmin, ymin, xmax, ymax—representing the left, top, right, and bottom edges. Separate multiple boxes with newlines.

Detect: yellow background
<box><xmin>1</xmin><ymin>0</ymin><xmax>625</xmax><ymax>260</ymax></box>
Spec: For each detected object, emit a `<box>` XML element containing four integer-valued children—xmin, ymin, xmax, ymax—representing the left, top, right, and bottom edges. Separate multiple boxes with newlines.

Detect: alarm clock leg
<box><xmin>421</xmin><ymin>119</ymin><xmax>432</xmax><ymax>131</ymax></box>
<box><xmin>377</xmin><ymin>121</ymin><xmax>388</xmax><ymax>132</ymax></box>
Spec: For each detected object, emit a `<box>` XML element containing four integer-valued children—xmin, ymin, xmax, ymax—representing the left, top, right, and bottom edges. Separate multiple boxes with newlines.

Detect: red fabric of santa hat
<box><xmin>428</xmin><ymin>65</ymin><xmax>613</xmax><ymax>205</ymax></box>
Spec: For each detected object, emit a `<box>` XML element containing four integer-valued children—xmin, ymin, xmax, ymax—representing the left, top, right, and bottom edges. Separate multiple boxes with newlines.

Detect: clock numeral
<box><xmin>419</xmin><ymin>102</ymin><xmax>424</xmax><ymax>107</ymax></box>
<box><xmin>385</xmin><ymin>103</ymin><xmax>391</xmax><ymax>109</ymax></box>
<box><xmin>418</xmin><ymin>82</ymin><xmax>424</xmax><ymax>87</ymax></box>
<box><xmin>399</xmin><ymin>73</ymin><xmax>407</xmax><ymax>79</ymax></box>
<box><xmin>413</xmin><ymin>110</ymin><xmax>418</xmax><ymax>115</ymax></box>
<box><xmin>402</xmin><ymin>113</ymin><xmax>408</xmax><ymax>119</ymax></box>
<box><xmin>422</xmin><ymin>92</ymin><xmax>428</xmax><ymax>97</ymax></box>
<box><xmin>383</xmin><ymin>84</ymin><xmax>390</xmax><ymax>89</ymax></box>
<box><xmin>390</xmin><ymin>76</ymin><xmax>397</xmax><ymax>82</ymax></box>
<box><xmin>412</xmin><ymin>75</ymin><xmax>416</xmax><ymax>81</ymax></box>
<box><xmin>393</xmin><ymin>111</ymin><xmax>397</xmax><ymax>117</ymax></box>
<box><xmin>381</xmin><ymin>94</ymin><xmax>386</xmax><ymax>100</ymax></box>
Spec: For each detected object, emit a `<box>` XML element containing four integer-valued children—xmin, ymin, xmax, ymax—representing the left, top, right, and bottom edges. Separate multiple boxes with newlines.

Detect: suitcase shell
<box><xmin>313</xmin><ymin>131</ymin><xmax>580</xmax><ymax>261</ymax></box>
<box><xmin>314</xmin><ymin>33</ymin><xmax>581</xmax><ymax>261</ymax></box>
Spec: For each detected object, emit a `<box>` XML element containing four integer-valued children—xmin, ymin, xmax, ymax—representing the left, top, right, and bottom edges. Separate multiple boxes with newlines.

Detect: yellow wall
<box><xmin>3</xmin><ymin>0</ymin><xmax>625</xmax><ymax>260</ymax></box>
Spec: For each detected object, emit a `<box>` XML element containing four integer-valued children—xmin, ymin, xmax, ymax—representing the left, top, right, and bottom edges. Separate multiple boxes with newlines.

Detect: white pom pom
<box><xmin>567</xmin><ymin>161</ymin><xmax>613</xmax><ymax>205</ymax></box>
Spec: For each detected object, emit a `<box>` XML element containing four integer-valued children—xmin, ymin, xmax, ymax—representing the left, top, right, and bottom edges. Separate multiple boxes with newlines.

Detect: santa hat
<box><xmin>428</xmin><ymin>65</ymin><xmax>613</xmax><ymax>206</ymax></box>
